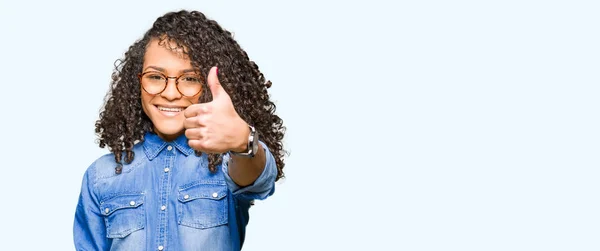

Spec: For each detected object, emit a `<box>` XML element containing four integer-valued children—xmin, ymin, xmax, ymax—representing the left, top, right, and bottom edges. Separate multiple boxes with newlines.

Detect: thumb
<box><xmin>207</xmin><ymin>66</ymin><xmax>225</xmax><ymax>100</ymax></box>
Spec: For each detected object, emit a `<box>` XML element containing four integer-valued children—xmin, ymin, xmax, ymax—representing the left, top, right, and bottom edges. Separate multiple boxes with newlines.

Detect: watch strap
<box><xmin>230</xmin><ymin>125</ymin><xmax>259</xmax><ymax>157</ymax></box>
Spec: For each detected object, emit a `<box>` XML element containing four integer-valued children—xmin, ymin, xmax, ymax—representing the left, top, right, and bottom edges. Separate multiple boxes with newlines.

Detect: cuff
<box><xmin>222</xmin><ymin>140</ymin><xmax>277</xmax><ymax>201</ymax></box>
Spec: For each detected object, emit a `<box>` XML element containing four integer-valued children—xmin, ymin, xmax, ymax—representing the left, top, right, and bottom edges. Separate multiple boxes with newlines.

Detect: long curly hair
<box><xmin>94</xmin><ymin>10</ymin><xmax>286</xmax><ymax>181</ymax></box>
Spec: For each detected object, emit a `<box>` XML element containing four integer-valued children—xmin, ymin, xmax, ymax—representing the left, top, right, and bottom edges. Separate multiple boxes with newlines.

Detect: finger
<box><xmin>183</xmin><ymin>116</ymin><xmax>203</xmax><ymax>129</ymax></box>
<box><xmin>207</xmin><ymin>66</ymin><xmax>228</xmax><ymax>100</ymax></box>
<box><xmin>183</xmin><ymin>104</ymin><xmax>209</xmax><ymax>118</ymax></box>
<box><xmin>184</xmin><ymin>127</ymin><xmax>204</xmax><ymax>140</ymax></box>
<box><xmin>188</xmin><ymin>139</ymin><xmax>218</xmax><ymax>153</ymax></box>
<box><xmin>184</xmin><ymin>104</ymin><xmax>200</xmax><ymax>118</ymax></box>
<box><xmin>187</xmin><ymin>139</ymin><xmax>205</xmax><ymax>152</ymax></box>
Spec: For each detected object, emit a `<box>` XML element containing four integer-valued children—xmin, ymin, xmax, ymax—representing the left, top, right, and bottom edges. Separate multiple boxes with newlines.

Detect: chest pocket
<box><xmin>100</xmin><ymin>193</ymin><xmax>145</xmax><ymax>238</ymax></box>
<box><xmin>177</xmin><ymin>182</ymin><xmax>228</xmax><ymax>229</ymax></box>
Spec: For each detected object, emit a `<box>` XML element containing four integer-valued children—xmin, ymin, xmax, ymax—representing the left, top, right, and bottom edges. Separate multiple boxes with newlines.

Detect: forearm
<box><xmin>228</xmin><ymin>143</ymin><xmax>266</xmax><ymax>187</ymax></box>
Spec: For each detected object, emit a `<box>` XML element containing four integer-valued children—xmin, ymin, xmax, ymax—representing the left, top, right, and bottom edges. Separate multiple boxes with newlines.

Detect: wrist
<box><xmin>229</xmin><ymin>123</ymin><xmax>259</xmax><ymax>157</ymax></box>
<box><xmin>231</xmin><ymin>122</ymin><xmax>250</xmax><ymax>153</ymax></box>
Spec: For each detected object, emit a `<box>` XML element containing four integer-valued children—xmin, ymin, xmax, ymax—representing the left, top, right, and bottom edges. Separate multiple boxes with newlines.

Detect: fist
<box><xmin>183</xmin><ymin>66</ymin><xmax>249</xmax><ymax>153</ymax></box>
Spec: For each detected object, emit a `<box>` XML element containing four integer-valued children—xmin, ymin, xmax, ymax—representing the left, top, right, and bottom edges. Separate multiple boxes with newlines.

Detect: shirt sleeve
<box><xmin>73</xmin><ymin>163</ymin><xmax>111</xmax><ymax>251</ymax></box>
<box><xmin>222</xmin><ymin>140</ymin><xmax>278</xmax><ymax>201</ymax></box>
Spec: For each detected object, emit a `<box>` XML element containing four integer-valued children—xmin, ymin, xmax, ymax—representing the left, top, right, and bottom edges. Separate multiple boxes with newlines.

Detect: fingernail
<box><xmin>216</xmin><ymin>67</ymin><xmax>219</xmax><ymax>75</ymax></box>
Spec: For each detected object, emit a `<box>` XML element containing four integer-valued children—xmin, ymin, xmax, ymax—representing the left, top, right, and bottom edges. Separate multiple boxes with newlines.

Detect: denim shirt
<box><xmin>73</xmin><ymin>132</ymin><xmax>277</xmax><ymax>251</ymax></box>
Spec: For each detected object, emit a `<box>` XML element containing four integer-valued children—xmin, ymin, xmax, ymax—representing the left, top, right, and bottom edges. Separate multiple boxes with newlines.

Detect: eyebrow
<box><xmin>143</xmin><ymin>66</ymin><xmax>198</xmax><ymax>74</ymax></box>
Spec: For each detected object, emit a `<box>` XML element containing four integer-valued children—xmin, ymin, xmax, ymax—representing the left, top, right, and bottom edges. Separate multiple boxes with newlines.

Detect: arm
<box><xmin>73</xmin><ymin>165</ymin><xmax>110</xmax><ymax>251</ymax></box>
<box><xmin>183</xmin><ymin>66</ymin><xmax>277</xmax><ymax>197</ymax></box>
<box><xmin>222</xmin><ymin>140</ymin><xmax>277</xmax><ymax>201</ymax></box>
<box><xmin>227</xmin><ymin>125</ymin><xmax>267</xmax><ymax>187</ymax></box>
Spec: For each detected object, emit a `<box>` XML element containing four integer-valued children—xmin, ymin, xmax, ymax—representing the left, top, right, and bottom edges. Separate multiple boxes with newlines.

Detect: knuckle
<box><xmin>183</xmin><ymin>118</ymin><xmax>192</xmax><ymax>128</ymax></box>
<box><xmin>185</xmin><ymin>129</ymin><xmax>199</xmax><ymax>139</ymax></box>
<box><xmin>189</xmin><ymin>141</ymin><xmax>200</xmax><ymax>150</ymax></box>
<box><xmin>194</xmin><ymin>116</ymin><xmax>204</xmax><ymax>126</ymax></box>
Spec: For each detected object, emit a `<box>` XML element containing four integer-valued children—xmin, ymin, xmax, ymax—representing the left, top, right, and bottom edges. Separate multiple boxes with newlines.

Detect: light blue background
<box><xmin>0</xmin><ymin>0</ymin><xmax>598</xmax><ymax>250</ymax></box>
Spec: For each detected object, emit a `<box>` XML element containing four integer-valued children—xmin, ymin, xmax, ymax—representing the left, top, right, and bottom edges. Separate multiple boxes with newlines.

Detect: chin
<box><xmin>153</xmin><ymin>123</ymin><xmax>185</xmax><ymax>140</ymax></box>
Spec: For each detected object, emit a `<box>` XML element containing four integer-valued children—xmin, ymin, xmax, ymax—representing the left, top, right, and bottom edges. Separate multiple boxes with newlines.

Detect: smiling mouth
<box><xmin>157</xmin><ymin>106</ymin><xmax>184</xmax><ymax>112</ymax></box>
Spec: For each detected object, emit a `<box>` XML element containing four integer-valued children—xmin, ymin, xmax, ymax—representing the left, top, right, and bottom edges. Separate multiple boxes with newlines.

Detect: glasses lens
<box><xmin>177</xmin><ymin>74</ymin><xmax>203</xmax><ymax>96</ymax></box>
<box><xmin>141</xmin><ymin>72</ymin><xmax>166</xmax><ymax>94</ymax></box>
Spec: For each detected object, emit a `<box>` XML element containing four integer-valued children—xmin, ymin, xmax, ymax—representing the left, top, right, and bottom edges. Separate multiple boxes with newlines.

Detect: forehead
<box><xmin>143</xmin><ymin>38</ymin><xmax>192</xmax><ymax>69</ymax></box>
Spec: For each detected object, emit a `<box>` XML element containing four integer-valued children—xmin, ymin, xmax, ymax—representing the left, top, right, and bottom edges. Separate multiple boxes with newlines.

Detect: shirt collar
<box><xmin>142</xmin><ymin>132</ymin><xmax>195</xmax><ymax>160</ymax></box>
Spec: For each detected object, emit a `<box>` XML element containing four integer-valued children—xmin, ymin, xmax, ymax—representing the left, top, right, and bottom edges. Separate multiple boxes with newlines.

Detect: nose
<box><xmin>160</xmin><ymin>77</ymin><xmax>182</xmax><ymax>101</ymax></box>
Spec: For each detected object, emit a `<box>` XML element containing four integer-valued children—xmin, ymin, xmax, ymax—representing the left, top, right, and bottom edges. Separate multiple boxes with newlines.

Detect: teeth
<box><xmin>158</xmin><ymin>106</ymin><xmax>183</xmax><ymax>112</ymax></box>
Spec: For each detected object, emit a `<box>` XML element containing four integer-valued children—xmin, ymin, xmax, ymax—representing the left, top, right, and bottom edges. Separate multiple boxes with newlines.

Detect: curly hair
<box><xmin>94</xmin><ymin>10</ymin><xmax>286</xmax><ymax>181</ymax></box>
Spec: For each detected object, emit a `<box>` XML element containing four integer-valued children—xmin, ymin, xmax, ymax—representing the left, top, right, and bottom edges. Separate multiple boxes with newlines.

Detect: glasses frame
<box><xmin>137</xmin><ymin>71</ymin><xmax>203</xmax><ymax>97</ymax></box>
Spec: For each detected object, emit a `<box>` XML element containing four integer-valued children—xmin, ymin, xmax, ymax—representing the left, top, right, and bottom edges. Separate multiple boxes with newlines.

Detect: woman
<box><xmin>73</xmin><ymin>10</ymin><xmax>286</xmax><ymax>251</ymax></box>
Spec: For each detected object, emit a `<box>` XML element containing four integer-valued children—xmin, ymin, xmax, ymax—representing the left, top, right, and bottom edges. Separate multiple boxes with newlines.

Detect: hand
<box><xmin>184</xmin><ymin>66</ymin><xmax>249</xmax><ymax>153</ymax></box>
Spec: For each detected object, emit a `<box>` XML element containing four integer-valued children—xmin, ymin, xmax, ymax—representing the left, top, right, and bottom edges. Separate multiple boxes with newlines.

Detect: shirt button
<box><xmin>129</xmin><ymin>201</ymin><xmax>136</xmax><ymax>206</ymax></box>
<box><xmin>212</xmin><ymin>192</ymin><xmax>218</xmax><ymax>198</ymax></box>
<box><xmin>164</xmin><ymin>167</ymin><xmax>170</xmax><ymax>172</ymax></box>
<box><xmin>104</xmin><ymin>208</ymin><xmax>109</xmax><ymax>214</ymax></box>
<box><xmin>184</xmin><ymin>195</ymin><xmax>190</xmax><ymax>200</ymax></box>
<box><xmin>167</xmin><ymin>145</ymin><xmax>173</xmax><ymax>151</ymax></box>
<box><xmin>158</xmin><ymin>245</ymin><xmax>164</xmax><ymax>251</ymax></box>
<box><xmin>161</xmin><ymin>205</ymin><xmax>166</xmax><ymax>211</ymax></box>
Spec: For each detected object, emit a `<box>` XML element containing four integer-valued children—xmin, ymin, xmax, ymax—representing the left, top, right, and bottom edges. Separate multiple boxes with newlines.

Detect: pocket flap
<box><xmin>100</xmin><ymin>194</ymin><xmax>145</xmax><ymax>216</ymax></box>
<box><xmin>178</xmin><ymin>183</ymin><xmax>227</xmax><ymax>203</ymax></box>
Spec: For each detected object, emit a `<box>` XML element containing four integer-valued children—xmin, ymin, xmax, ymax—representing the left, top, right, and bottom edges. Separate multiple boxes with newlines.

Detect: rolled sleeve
<box><xmin>222</xmin><ymin>141</ymin><xmax>277</xmax><ymax>201</ymax></box>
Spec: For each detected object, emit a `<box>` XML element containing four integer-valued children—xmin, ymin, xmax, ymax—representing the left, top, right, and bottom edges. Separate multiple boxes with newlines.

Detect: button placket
<box><xmin>156</xmin><ymin>153</ymin><xmax>173</xmax><ymax>251</ymax></box>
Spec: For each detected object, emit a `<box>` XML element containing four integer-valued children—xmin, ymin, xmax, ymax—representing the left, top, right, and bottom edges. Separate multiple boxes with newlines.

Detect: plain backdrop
<box><xmin>0</xmin><ymin>0</ymin><xmax>599</xmax><ymax>250</ymax></box>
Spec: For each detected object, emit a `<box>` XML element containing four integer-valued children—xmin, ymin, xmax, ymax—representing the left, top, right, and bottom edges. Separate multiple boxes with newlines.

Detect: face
<box><xmin>141</xmin><ymin>38</ymin><xmax>203</xmax><ymax>141</ymax></box>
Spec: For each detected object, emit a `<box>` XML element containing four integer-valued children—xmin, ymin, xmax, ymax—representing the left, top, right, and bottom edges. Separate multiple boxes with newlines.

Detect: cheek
<box><xmin>188</xmin><ymin>92</ymin><xmax>202</xmax><ymax>104</ymax></box>
<box><xmin>140</xmin><ymin>93</ymin><xmax>154</xmax><ymax>116</ymax></box>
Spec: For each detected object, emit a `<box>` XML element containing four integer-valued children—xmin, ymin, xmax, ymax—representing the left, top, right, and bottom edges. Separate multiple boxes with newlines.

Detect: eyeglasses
<box><xmin>138</xmin><ymin>71</ymin><xmax>203</xmax><ymax>97</ymax></box>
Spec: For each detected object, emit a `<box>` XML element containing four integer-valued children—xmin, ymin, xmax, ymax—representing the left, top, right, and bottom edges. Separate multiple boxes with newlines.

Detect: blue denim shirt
<box><xmin>73</xmin><ymin>132</ymin><xmax>277</xmax><ymax>251</ymax></box>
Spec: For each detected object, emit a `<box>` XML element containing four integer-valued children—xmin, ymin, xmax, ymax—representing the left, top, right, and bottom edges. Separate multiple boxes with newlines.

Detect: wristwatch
<box><xmin>230</xmin><ymin>125</ymin><xmax>259</xmax><ymax>157</ymax></box>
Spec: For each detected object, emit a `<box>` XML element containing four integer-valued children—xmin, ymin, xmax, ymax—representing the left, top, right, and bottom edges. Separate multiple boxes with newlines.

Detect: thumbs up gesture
<box><xmin>184</xmin><ymin>66</ymin><xmax>250</xmax><ymax>153</ymax></box>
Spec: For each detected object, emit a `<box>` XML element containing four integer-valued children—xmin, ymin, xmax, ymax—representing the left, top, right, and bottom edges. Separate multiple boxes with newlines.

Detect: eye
<box><xmin>146</xmin><ymin>74</ymin><xmax>165</xmax><ymax>80</ymax></box>
<box><xmin>180</xmin><ymin>75</ymin><xmax>201</xmax><ymax>83</ymax></box>
<box><xmin>144</xmin><ymin>73</ymin><xmax>165</xmax><ymax>82</ymax></box>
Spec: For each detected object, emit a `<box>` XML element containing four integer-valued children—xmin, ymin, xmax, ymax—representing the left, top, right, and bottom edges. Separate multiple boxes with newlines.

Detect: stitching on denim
<box><xmin>173</xmin><ymin>141</ymin><xmax>194</xmax><ymax>156</ymax></box>
<box><xmin>107</xmin><ymin>223</ymin><xmax>144</xmax><ymax>239</ymax></box>
<box><xmin>96</xmin><ymin>157</ymin><xmax>145</xmax><ymax>180</ymax></box>
<box><xmin>144</xmin><ymin>141</ymin><xmax>168</xmax><ymax>160</ymax></box>
<box><xmin>178</xmin><ymin>179</ymin><xmax>227</xmax><ymax>191</ymax></box>
<box><xmin>99</xmin><ymin>192</ymin><xmax>145</xmax><ymax>205</ymax></box>
<box><xmin>176</xmin><ymin>188</ymin><xmax>229</xmax><ymax>229</ymax></box>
